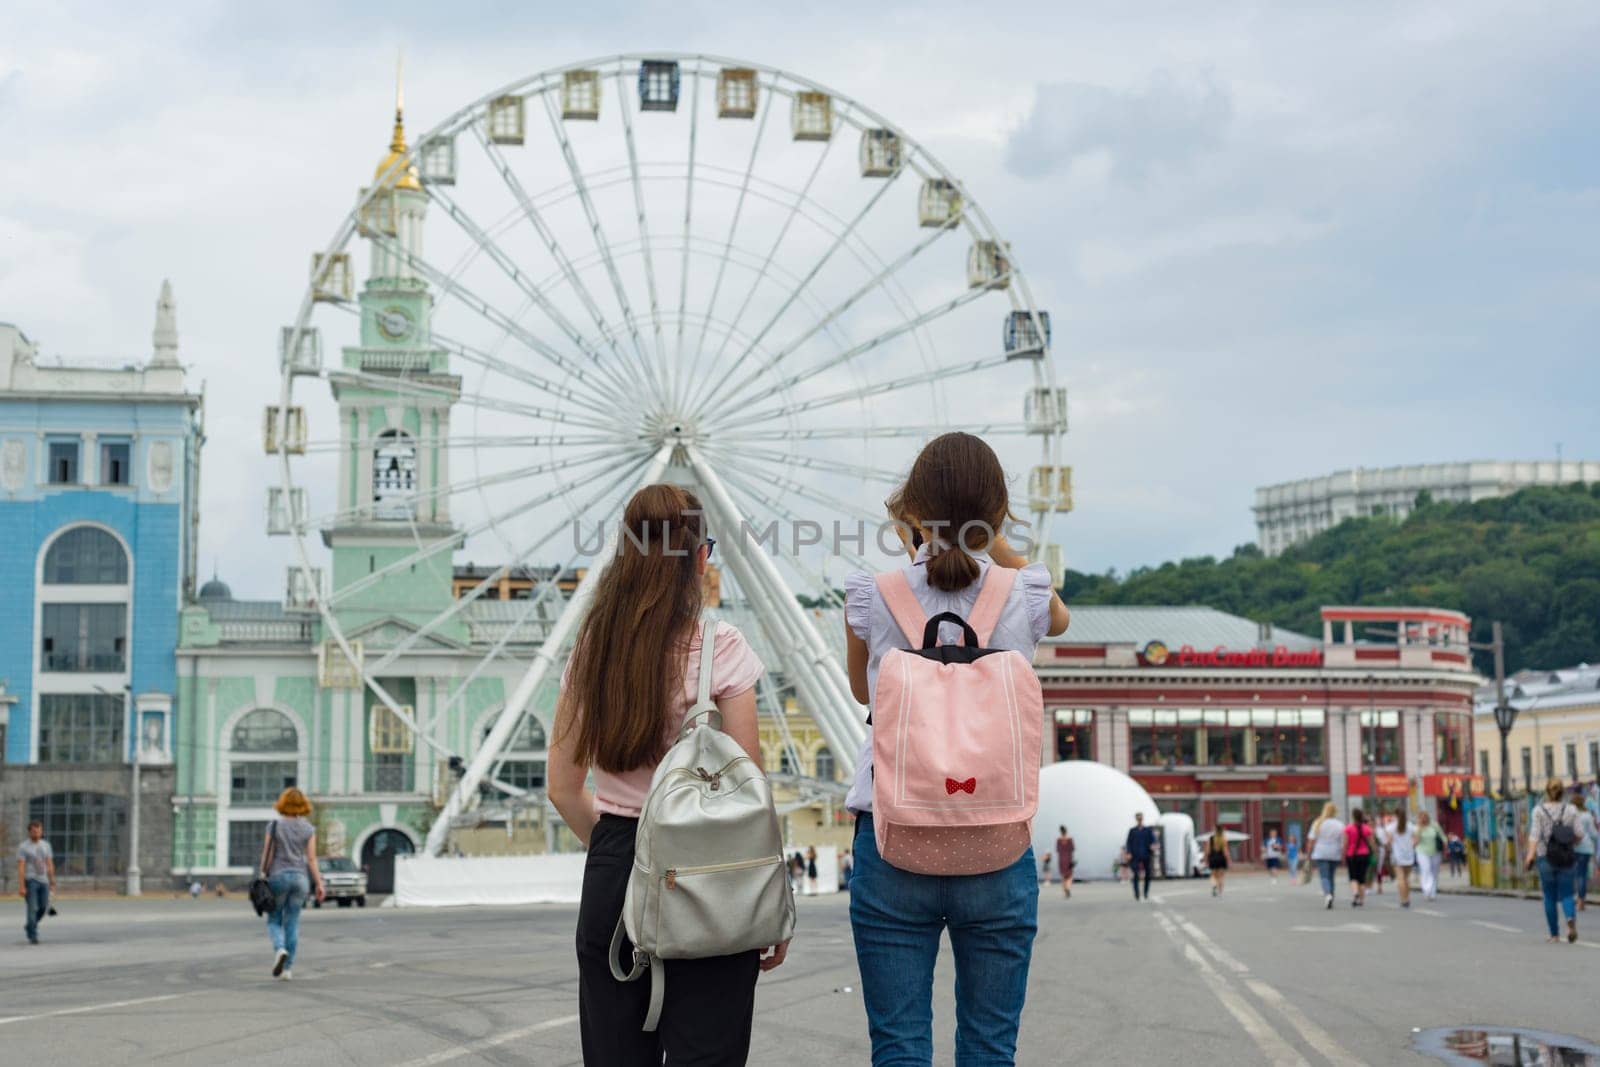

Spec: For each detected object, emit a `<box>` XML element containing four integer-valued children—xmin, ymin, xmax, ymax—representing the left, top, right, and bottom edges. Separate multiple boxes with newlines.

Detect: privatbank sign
<box><xmin>1139</xmin><ymin>640</ymin><xmax>1324</xmax><ymax>668</ymax></box>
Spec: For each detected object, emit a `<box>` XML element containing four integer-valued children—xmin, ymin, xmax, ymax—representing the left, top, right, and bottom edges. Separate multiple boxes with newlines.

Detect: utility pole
<box><xmin>1490</xmin><ymin>621</ymin><xmax>1513</xmax><ymax>800</ymax></box>
<box><xmin>126</xmin><ymin>688</ymin><xmax>142</xmax><ymax>896</ymax></box>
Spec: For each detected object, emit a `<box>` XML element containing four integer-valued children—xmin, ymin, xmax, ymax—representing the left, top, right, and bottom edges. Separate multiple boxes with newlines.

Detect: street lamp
<box><xmin>95</xmin><ymin>683</ymin><xmax>140</xmax><ymax>896</ymax></box>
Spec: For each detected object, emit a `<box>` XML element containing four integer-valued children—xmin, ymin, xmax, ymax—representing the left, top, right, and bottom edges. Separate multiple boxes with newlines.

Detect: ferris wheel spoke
<box><xmin>364</xmin><ymin>230</ymin><xmax>628</xmax><ymax>400</ymax></box>
<box><xmin>365</xmin><ymin>449</ymin><xmax>654</xmax><ymax>676</ymax></box>
<box><xmin>535</xmin><ymin>89</ymin><xmax>664</xmax><ymax>403</ymax></box>
<box><xmin>300</xmin><ymin>431</ymin><xmax>622</xmax><ymax>454</ymax></box>
<box><xmin>701</xmin><ymin>442</ymin><xmax>887</xmax><ymax>528</ymax></box>
<box><xmin>421</xmin><ymin>186</ymin><xmax>638</xmax><ymax>404</ymax></box>
<box><xmin>710</xmin><ymin>220</ymin><xmax>958</xmax><ymax>410</ymax></box>
<box><xmin>713</xmin><ymin>463</ymin><xmax>876</xmax><ymax>576</ymax></box>
<box><xmin>709</xmin><ymin>351</ymin><xmax>1015</xmax><ymax>434</ymax></box>
<box><xmin>680</xmin><ymin>78</ymin><xmax>777</xmax><ymax>409</ymax></box>
<box><xmin>717</xmin><ymin>283</ymin><xmax>993</xmax><ymax>411</ymax></box>
<box><xmin>430</xmin><ymin>331</ymin><xmax>617</xmax><ymax>420</ymax></box>
<box><xmin>321</xmin><ymin>447</ymin><xmax>649</xmax><ymax>608</ymax></box>
<box><xmin>327</xmin><ymin>366</ymin><xmax>620</xmax><ymax>433</ymax></box>
<box><xmin>691</xmin><ymin>166</ymin><xmax>903</xmax><ymax>416</ymax></box>
<box><xmin>727</xmin><ymin>422</ymin><xmax>1024</xmax><ymax>443</ymax></box>
<box><xmin>695</xmin><ymin>125</ymin><xmax>840</xmax><ymax>399</ymax></box>
<box><xmin>473</xmin><ymin>128</ymin><xmax>648</xmax><ymax>394</ymax></box>
<box><xmin>613</xmin><ymin>67</ymin><xmax>669</xmax><ymax>385</ymax></box>
<box><xmin>305</xmin><ymin>445</ymin><xmax>630</xmax><ymax>532</ymax></box>
<box><xmin>711</xmin><ymin>442</ymin><xmax>903</xmax><ymax>485</ymax></box>
<box><xmin>673</xmin><ymin>67</ymin><xmax>703</xmax><ymax>411</ymax></box>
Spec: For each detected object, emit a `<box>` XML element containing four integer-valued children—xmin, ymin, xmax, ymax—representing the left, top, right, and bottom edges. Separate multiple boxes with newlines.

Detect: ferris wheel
<box><xmin>270</xmin><ymin>54</ymin><xmax>1070</xmax><ymax>854</ymax></box>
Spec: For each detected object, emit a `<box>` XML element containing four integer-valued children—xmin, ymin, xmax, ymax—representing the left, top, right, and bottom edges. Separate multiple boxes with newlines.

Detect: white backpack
<box><xmin>609</xmin><ymin>618</ymin><xmax>796</xmax><ymax>1031</ymax></box>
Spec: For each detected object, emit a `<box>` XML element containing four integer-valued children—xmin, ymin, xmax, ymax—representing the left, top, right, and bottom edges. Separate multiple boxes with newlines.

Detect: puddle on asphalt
<box><xmin>1412</xmin><ymin>1026</ymin><xmax>1600</xmax><ymax>1065</ymax></box>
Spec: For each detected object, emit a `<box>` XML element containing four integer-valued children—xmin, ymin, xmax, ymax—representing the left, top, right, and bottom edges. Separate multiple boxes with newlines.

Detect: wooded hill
<box><xmin>1060</xmin><ymin>484</ymin><xmax>1600</xmax><ymax>676</ymax></box>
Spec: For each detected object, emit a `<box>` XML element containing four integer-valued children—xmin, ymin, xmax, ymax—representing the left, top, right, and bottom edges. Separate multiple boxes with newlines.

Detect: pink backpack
<box><xmin>871</xmin><ymin>567</ymin><xmax>1044</xmax><ymax>875</ymax></box>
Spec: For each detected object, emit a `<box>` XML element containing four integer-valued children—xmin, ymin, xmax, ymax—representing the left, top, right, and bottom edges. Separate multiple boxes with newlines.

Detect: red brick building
<box><xmin>1036</xmin><ymin>605</ymin><xmax>1482</xmax><ymax>860</ymax></box>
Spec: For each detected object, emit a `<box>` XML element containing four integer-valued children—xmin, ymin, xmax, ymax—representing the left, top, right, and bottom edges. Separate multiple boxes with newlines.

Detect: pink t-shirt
<box><xmin>561</xmin><ymin>620</ymin><xmax>765</xmax><ymax>818</ymax></box>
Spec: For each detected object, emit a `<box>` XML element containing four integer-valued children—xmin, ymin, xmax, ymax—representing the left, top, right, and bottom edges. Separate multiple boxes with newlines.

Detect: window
<box><xmin>1434</xmin><ymin>712</ymin><xmax>1472</xmax><ymax>769</ymax></box>
<box><xmin>1566</xmin><ymin>743</ymin><xmax>1579</xmax><ymax>780</ymax></box>
<box><xmin>1543</xmin><ymin>745</ymin><xmax>1555</xmax><ymax>781</ymax></box>
<box><xmin>370</xmin><ymin>703</ymin><xmax>413</xmax><ymax>755</ymax></box>
<box><xmin>1203</xmin><ymin>710</ymin><xmax>1250</xmax><ymax>766</ymax></box>
<box><xmin>30</xmin><ymin>791</ymin><xmax>125</xmax><ymax>876</ymax></box>
<box><xmin>372</xmin><ymin>429</ymin><xmax>417</xmax><ymax>519</ymax></box>
<box><xmin>231</xmin><ymin>761</ymin><xmax>296</xmax><ymax>805</ymax></box>
<box><xmin>38</xmin><ymin>693</ymin><xmax>124</xmax><ymax>763</ymax></box>
<box><xmin>228</xmin><ymin>821</ymin><xmax>270</xmax><ymax>868</ymax></box>
<box><xmin>482</xmin><ymin>715</ymin><xmax>546</xmax><ymax>792</ymax></box>
<box><xmin>47</xmin><ymin>440</ymin><xmax>79</xmax><ymax>484</ymax></box>
<box><xmin>43</xmin><ymin>527</ymin><xmax>128</xmax><ymax>584</ymax></box>
<box><xmin>1054</xmin><ymin>709</ymin><xmax>1094</xmax><ymax>761</ymax></box>
<box><xmin>1251</xmin><ymin>710</ymin><xmax>1325</xmax><ymax>766</ymax></box>
<box><xmin>1479</xmin><ymin>750</ymin><xmax>1490</xmax><ymax>780</ymax></box>
<box><xmin>368</xmin><ymin>753</ymin><xmax>409</xmax><ymax>792</ymax></box>
<box><xmin>1521</xmin><ymin>747</ymin><xmax>1533</xmax><ymax>790</ymax></box>
<box><xmin>99</xmin><ymin>441</ymin><xmax>131</xmax><ymax>485</ymax></box>
<box><xmin>1359</xmin><ymin>710</ymin><xmax>1401</xmax><ymax>768</ymax></box>
<box><xmin>1128</xmin><ymin>710</ymin><xmax>1198</xmax><ymax>766</ymax></box>
<box><xmin>40</xmin><ymin>604</ymin><xmax>126</xmax><ymax>671</ymax></box>
<box><xmin>815</xmin><ymin>746</ymin><xmax>836</xmax><ymax>781</ymax></box>
<box><xmin>1591</xmin><ymin>741</ymin><xmax>1599</xmax><ymax>778</ymax></box>
<box><xmin>231</xmin><ymin>709</ymin><xmax>298</xmax><ymax>752</ymax></box>
<box><xmin>778</xmin><ymin>749</ymin><xmax>797</xmax><ymax>775</ymax></box>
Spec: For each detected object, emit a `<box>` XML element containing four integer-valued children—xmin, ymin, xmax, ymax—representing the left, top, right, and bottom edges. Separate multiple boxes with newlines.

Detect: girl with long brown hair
<box><xmin>548</xmin><ymin>483</ymin><xmax>788</xmax><ymax>1063</ymax></box>
<box><xmin>844</xmin><ymin>432</ymin><xmax>1070</xmax><ymax>1064</ymax></box>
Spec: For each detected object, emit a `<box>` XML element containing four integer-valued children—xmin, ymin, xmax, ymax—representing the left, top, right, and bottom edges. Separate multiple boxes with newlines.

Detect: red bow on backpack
<box><xmin>945</xmin><ymin>777</ymin><xmax>976</xmax><ymax>795</ymax></box>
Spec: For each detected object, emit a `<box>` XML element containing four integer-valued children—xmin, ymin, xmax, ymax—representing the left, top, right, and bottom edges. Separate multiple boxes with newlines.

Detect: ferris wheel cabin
<box><xmin>792</xmin><ymin>91</ymin><xmax>833</xmax><ymax>141</ymax></box>
<box><xmin>638</xmin><ymin>60</ymin><xmax>681</xmax><ymax>111</ymax></box>
<box><xmin>859</xmin><ymin>129</ymin><xmax>903</xmax><ymax>177</ymax></box>
<box><xmin>561</xmin><ymin>70</ymin><xmax>601</xmax><ymax>120</ymax></box>
<box><xmin>918</xmin><ymin>178</ymin><xmax>961</xmax><ymax>227</ymax></box>
<box><xmin>717</xmin><ymin>68</ymin><xmax>759</xmax><ymax>118</ymax></box>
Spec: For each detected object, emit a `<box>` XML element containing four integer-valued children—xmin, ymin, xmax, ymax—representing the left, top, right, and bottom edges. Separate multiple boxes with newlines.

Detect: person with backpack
<box><xmin>1524</xmin><ymin>779</ymin><xmax>1582</xmax><ymax>944</ymax></box>
<box><xmin>1571</xmin><ymin>794</ymin><xmax>1596</xmax><ymax>911</ymax></box>
<box><xmin>1344</xmin><ymin>807</ymin><xmax>1376</xmax><ymax>908</ymax></box>
<box><xmin>844</xmin><ymin>432</ymin><xmax>1071</xmax><ymax>1065</ymax></box>
<box><xmin>1415</xmin><ymin>811</ymin><xmax>1447</xmax><ymax>901</ymax></box>
<box><xmin>1308</xmin><ymin>802</ymin><xmax>1345</xmax><ymax>909</ymax></box>
<box><xmin>548</xmin><ymin>484</ymin><xmax>792</xmax><ymax>1064</ymax></box>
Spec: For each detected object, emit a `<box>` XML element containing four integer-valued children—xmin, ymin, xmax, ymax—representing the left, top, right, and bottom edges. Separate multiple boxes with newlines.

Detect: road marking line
<box><xmin>1468</xmin><ymin>920</ymin><xmax>1521</xmax><ymax>934</ymax></box>
<box><xmin>393</xmin><ymin>1014</ymin><xmax>580</xmax><ymax>1067</ymax></box>
<box><xmin>1170</xmin><ymin>910</ymin><xmax>1364</xmax><ymax>1066</ymax></box>
<box><xmin>1153</xmin><ymin>912</ymin><xmax>1307</xmax><ymax>1067</ymax></box>
<box><xmin>0</xmin><ymin>993</ymin><xmax>183</xmax><ymax>1027</ymax></box>
<box><xmin>1414</xmin><ymin>908</ymin><xmax>1446</xmax><ymax>917</ymax></box>
<box><xmin>1289</xmin><ymin>923</ymin><xmax>1382</xmax><ymax>934</ymax></box>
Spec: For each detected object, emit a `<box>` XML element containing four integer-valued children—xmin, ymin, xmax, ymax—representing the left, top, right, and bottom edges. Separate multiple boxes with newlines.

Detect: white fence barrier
<box><xmin>393</xmin><ymin>853</ymin><xmax>586</xmax><ymax>907</ymax></box>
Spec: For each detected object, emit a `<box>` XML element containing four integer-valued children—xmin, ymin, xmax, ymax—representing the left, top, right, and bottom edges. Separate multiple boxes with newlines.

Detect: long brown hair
<box><xmin>563</xmin><ymin>484</ymin><xmax>706</xmax><ymax>773</ymax></box>
<box><xmin>897</xmin><ymin>432</ymin><xmax>1010</xmax><ymax>592</ymax></box>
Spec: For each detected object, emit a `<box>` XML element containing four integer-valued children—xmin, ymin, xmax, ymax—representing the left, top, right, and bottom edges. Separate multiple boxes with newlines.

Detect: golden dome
<box><xmin>375</xmin><ymin>60</ymin><xmax>421</xmax><ymax>192</ymax></box>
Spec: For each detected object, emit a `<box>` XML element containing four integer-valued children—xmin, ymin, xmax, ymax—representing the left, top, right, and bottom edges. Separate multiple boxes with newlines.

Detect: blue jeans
<box><xmin>1315</xmin><ymin>859</ymin><xmax>1339</xmax><ymax>898</ymax></box>
<box><xmin>266</xmin><ymin>870</ymin><xmax>310</xmax><ymax>966</ymax></box>
<box><xmin>1577</xmin><ymin>853</ymin><xmax>1594</xmax><ymax>902</ymax></box>
<box><xmin>1537</xmin><ymin>858</ymin><xmax>1577</xmax><ymax>937</ymax></box>
<box><xmin>24</xmin><ymin>879</ymin><xmax>49</xmax><ymax>941</ymax></box>
<box><xmin>849</xmin><ymin>815</ymin><xmax>1038</xmax><ymax>1066</ymax></box>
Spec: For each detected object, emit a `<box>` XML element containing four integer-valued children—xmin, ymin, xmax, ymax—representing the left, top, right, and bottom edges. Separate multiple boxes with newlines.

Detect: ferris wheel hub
<box><xmin>643</xmin><ymin>412</ymin><xmax>702</xmax><ymax>445</ymax></box>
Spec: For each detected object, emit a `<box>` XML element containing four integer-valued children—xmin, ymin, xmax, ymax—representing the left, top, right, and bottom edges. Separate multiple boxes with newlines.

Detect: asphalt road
<box><xmin>1</xmin><ymin>872</ymin><xmax>1593</xmax><ymax>1065</ymax></box>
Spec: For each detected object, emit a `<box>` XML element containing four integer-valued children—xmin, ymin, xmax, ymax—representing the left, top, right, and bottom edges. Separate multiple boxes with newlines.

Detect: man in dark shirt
<box><xmin>1125</xmin><ymin>812</ymin><xmax>1157</xmax><ymax>901</ymax></box>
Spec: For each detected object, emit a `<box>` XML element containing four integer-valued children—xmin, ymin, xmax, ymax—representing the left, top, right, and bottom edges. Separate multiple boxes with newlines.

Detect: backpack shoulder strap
<box><xmin>968</xmin><ymin>566</ymin><xmax>1018</xmax><ymax>645</ymax></box>
<box><xmin>875</xmin><ymin>570</ymin><xmax>928</xmax><ymax>647</ymax></box>
<box><xmin>678</xmin><ymin>617</ymin><xmax>722</xmax><ymax>739</ymax></box>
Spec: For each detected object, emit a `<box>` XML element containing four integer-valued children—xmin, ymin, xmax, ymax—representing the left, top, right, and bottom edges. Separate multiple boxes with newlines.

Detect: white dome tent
<box><xmin>1032</xmin><ymin>761</ymin><xmax>1161</xmax><ymax>881</ymax></box>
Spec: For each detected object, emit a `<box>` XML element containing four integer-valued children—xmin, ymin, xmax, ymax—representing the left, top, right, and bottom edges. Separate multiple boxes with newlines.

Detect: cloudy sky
<box><xmin>3</xmin><ymin>1</ymin><xmax>1597</xmax><ymax>598</ymax></box>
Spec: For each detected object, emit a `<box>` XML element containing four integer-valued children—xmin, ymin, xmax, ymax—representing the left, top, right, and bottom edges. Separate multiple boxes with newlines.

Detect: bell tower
<box><xmin>324</xmin><ymin>63</ymin><xmax>462</xmax><ymax>638</ymax></box>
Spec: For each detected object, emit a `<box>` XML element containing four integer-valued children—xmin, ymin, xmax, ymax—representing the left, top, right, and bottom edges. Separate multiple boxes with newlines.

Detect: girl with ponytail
<box><xmin>844</xmin><ymin>432</ymin><xmax>1070</xmax><ymax>1063</ymax></box>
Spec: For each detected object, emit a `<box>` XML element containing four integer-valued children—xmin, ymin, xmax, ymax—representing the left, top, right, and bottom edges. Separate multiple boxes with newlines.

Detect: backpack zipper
<box><xmin>665</xmin><ymin>854</ymin><xmax>781</xmax><ymax>890</ymax></box>
<box><xmin>632</xmin><ymin>756</ymin><xmax>762</xmax><ymax>876</ymax></box>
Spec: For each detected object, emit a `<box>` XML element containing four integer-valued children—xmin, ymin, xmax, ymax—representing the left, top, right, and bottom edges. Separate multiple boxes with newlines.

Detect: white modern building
<box><xmin>1254</xmin><ymin>461</ymin><xmax>1600</xmax><ymax>556</ymax></box>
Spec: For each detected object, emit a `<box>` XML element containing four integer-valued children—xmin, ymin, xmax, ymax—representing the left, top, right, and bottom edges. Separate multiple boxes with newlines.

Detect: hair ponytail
<box><xmin>898</xmin><ymin>433</ymin><xmax>1010</xmax><ymax>593</ymax></box>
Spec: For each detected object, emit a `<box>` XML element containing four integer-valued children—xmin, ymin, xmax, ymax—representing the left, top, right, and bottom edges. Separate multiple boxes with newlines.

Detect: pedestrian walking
<box><xmin>1524</xmin><ymin>780</ymin><xmax>1582</xmax><ymax>944</ymax></box>
<box><xmin>1415</xmin><ymin>812</ymin><xmax>1446</xmax><ymax>901</ymax></box>
<box><xmin>258</xmin><ymin>787</ymin><xmax>325</xmax><ymax>980</ymax></box>
<box><xmin>840</xmin><ymin>849</ymin><xmax>854</xmax><ymax>891</ymax></box>
<box><xmin>1125</xmin><ymin>812</ymin><xmax>1157</xmax><ymax>901</ymax></box>
<box><xmin>1309</xmin><ymin>802</ymin><xmax>1345</xmax><ymax>909</ymax></box>
<box><xmin>1206</xmin><ymin>828</ymin><xmax>1230</xmax><ymax>897</ymax></box>
<box><xmin>1389</xmin><ymin>809</ymin><xmax>1417</xmax><ymax>909</ymax></box>
<box><xmin>1370</xmin><ymin>815</ymin><xmax>1390</xmax><ymax>895</ymax></box>
<box><xmin>1446</xmin><ymin>834</ymin><xmax>1467</xmax><ymax>879</ymax></box>
<box><xmin>1285</xmin><ymin>829</ymin><xmax>1300</xmax><ymax>874</ymax></box>
<box><xmin>547</xmin><ymin>484</ymin><xmax>789</xmax><ymax>1062</ymax></box>
<box><xmin>1571</xmin><ymin>794</ymin><xmax>1595</xmax><ymax>911</ymax></box>
<box><xmin>1344</xmin><ymin>808</ymin><xmax>1376</xmax><ymax>908</ymax></box>
<box><xmin>842</xmin><ymin>432</ymin><xmax>1070</xmax><ymax>1065</ymax></box>
<box><xmin>805</xmin><ymin>846</ymin><xmax>819</xmax><ymax>896</ymax></box>
<box><xmin>1263</xmin><ymin>829</ymin><xmax>1284</xmax><ymax>886</ymax></box>
<box><xmin>1056</xmin><ymin>825</ymin><xmax>1075</xmax><ymax>899</ymax></box>
<box><xmin>16</xmin><ymin>820</ymin><xmax>55</xmax><ymax>945</ymax></box>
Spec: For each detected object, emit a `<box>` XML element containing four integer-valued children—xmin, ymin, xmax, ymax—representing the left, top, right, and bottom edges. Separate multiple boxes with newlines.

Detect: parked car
<box><xmin>316</xmin><ymin>856</ymin><xmax>367</xmax><ymax>908</ymax></box>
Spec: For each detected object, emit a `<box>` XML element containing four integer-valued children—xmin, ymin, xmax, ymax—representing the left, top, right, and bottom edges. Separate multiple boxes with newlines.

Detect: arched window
<box><xmin>30</xmin><ymin>791</ymin><xmax>126</xmax><ymax>877</ymax></box>
<box><xmin>43</xmin><ymin>527</ymin><xmax>128</xmax><ymax>584</ymax></box>
<box><xmin>373</xmin><ymin>429</ymin><xmax>417</xmax><ymax>519</ymax></box>
<box><xmin>779</xmin><ymin>749</ymin><xmax>796</xmax><ymax>776</ymax></box>
<box><xmin>229</xmin><ymin>709</ymin><xmax>298</xmax><ymax>807</ymax></box>
<box><xmin>482</xmin><ymin>713</ymin><xmax>548</xmax><ymax>792</ymax></box>
<box><xmin>814</xmin><ymin>745</ymin><xmax>835</xmax><ymax>782</ymax></box>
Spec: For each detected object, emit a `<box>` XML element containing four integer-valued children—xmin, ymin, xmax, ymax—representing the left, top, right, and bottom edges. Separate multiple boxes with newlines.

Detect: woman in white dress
<box><xmin>1389</xmin><ymin>809</ymin><xmax>1417</xmax><ymax>909</ymax></box>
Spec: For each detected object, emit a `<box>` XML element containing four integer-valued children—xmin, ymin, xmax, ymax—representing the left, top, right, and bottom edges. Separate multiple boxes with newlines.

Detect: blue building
<box><xmin>0</xmin><ymin>283</ymin><xmax>202</xmax><ymax>889</ymax></box>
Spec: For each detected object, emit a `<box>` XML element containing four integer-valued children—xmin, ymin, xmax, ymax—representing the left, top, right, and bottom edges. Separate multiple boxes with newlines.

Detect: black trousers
<box><xmin>576</xmin><ymin>814</ymin><xmax>760</xmax><ymax>1065</ymax></box>
<box><xmin>1130</xmin><ymin>858</ymin><xmax>1152</xmax><ymax>898</ymax></box>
